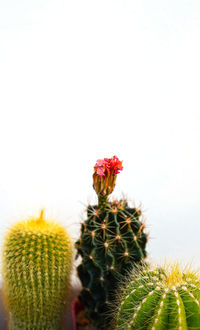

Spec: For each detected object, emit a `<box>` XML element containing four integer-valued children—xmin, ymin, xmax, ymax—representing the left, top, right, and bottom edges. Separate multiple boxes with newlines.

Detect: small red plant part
<box><xmin>93</xmin><ymin>155</ymin><xmax>123</xmax><ymax>198</ymax></box>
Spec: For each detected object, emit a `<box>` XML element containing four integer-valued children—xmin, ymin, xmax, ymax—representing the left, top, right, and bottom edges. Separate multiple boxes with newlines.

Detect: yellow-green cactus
<box><xmin>2</xmin><ymin>210</ymin><xmax>73</xmax><ymax>330</ymax></box>
<box><xmin>113</xmin><ymin>263</ymin><xmax>200</xmax><ymax>330</ymax></box>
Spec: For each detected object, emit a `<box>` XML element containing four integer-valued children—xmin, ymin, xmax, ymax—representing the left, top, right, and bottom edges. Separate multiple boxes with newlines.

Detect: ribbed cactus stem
<box><xmin>76</xmin><ymin>199</ymin><xmax>148</xmax><ymax>329</ymax></box>
<box><xmin>114</xmin><ymin>264</ymin><xmax>200</xmax><ymax>330</ymax></box>
<box><xmin>98</xmin><ymin>194</ymin><xmax>108</xmax><ymax>210</ymax></box>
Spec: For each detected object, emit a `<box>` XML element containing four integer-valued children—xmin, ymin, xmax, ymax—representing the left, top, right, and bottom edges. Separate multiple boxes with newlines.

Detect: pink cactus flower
<box><xmin>95</xmin><ymin>159</ymin><xmax>106</xmax><ymax>176</ymax></box>
<box><xmin>93</xmin><ymin>156</ymin><xmax>123</xmax><ymax>197</ymax></box>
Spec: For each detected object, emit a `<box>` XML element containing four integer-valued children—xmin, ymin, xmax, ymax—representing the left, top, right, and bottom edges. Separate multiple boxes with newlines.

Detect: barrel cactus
<box><xmin>75</xmin><ymin>156</ymin><xmax>148</xmax><ymax>329</ymax></box>
<box><xmin>2</xmin><ymin>210</ymin><xmax>73</xmax><ymax>330</ymax></box>
<box><xmin>114</xmin><ymin>264</ymin><xmax>200</xmax><ymax>329</ymax></box>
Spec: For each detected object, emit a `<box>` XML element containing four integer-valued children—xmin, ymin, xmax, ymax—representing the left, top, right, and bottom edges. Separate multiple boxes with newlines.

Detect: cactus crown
<box><xmin>7</xmin><ymin>209</ymin><xmax>65</xmax><ymax>235</ymax></box>
<box><xmin>2</xmin><ymin>210</ymin><xmax>73</xmax><ymax>329</ymax></box>
<box><xmin>113</xmin><ymin>263</ymin><xmax>200</xmax><ymax>330</ymax></box>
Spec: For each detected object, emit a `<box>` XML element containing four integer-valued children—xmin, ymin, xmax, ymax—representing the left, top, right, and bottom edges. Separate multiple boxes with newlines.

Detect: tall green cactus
<box><xmin>75</xmin><ymin>156</ymin><xmax>148</xmax><ymax>329</ymax></box>
<box><xmin>2</xmin><ymin>210</ymin><xmax>73</xmax><ymax>330</ymax></box>
<box><xmin>114</xmin><ymin>264</ymin><xmax>200</xmax><ymax>329</ymax></box>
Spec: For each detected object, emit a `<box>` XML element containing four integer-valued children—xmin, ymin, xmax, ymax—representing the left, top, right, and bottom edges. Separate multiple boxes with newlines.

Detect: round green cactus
<box><xmin>114</xmin><ymin>264</ymin><xmax>200</xmax><ymax>330</ymax></box>
<box><xmin>2</xmin><ymin>210</ymin><xmax>73</xmax><ymax>330</ymax></box>
<box><xmin>75</xmin><ymin>156</ymin><xmax>148</xmax><ymax>329</ymax></box>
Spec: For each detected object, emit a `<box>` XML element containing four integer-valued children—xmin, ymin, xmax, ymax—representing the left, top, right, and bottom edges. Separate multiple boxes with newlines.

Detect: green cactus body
<box><xmin>76</xmin><ymin>156</ymin><xmax>148</xmax><ymax>329</ymax></box>
<box><xmin>114</xmin><ymin>264</ymin><xmax>200</xmax><ymax>330</ymax></box>
<box><xmin>2</xmin><ymin>210</ymin><xmax>73</xmax><ymax>330</ymax></box>
<box><xmin>75</xmin><ymin>199</ymin><xmax>148</xmax><ymax>329</ymax></box>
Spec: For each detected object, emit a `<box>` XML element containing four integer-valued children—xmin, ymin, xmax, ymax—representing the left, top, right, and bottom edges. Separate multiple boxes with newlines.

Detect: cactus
<box><xmin>75</xmin><ymin>156</ymin><xmax>148</xmax><ymax>329</ymax></box>
<box><xmin>2</xmin><ymin>210</ymin><xmax>73</xmax><ymax>330</ymax></box>
<box><xmin>113</xmin><ymin>264</ymin><xmax>200</xmax><ymax>330</ymax></box>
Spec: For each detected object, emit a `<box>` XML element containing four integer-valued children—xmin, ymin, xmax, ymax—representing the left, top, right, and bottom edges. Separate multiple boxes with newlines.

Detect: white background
<box><xmin>0</xmin><ymin>0</ymin><xmax>200</xmax><ymax>271</ymax></box>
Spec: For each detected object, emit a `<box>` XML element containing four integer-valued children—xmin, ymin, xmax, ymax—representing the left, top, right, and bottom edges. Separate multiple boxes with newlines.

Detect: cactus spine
<box><xmin>75</xmin><ymin>156</ymin><xmax>148</xmax><ymax>329</ymax></box>
<box><xmin>114</xmin><ymin>264</ymin><xmax>200</xmax><ymax>329</ymax></box>
<box><xmin>2</xmin><ymin>210</ymin><xmax>73</xmax><ymax>330</ymax></box>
